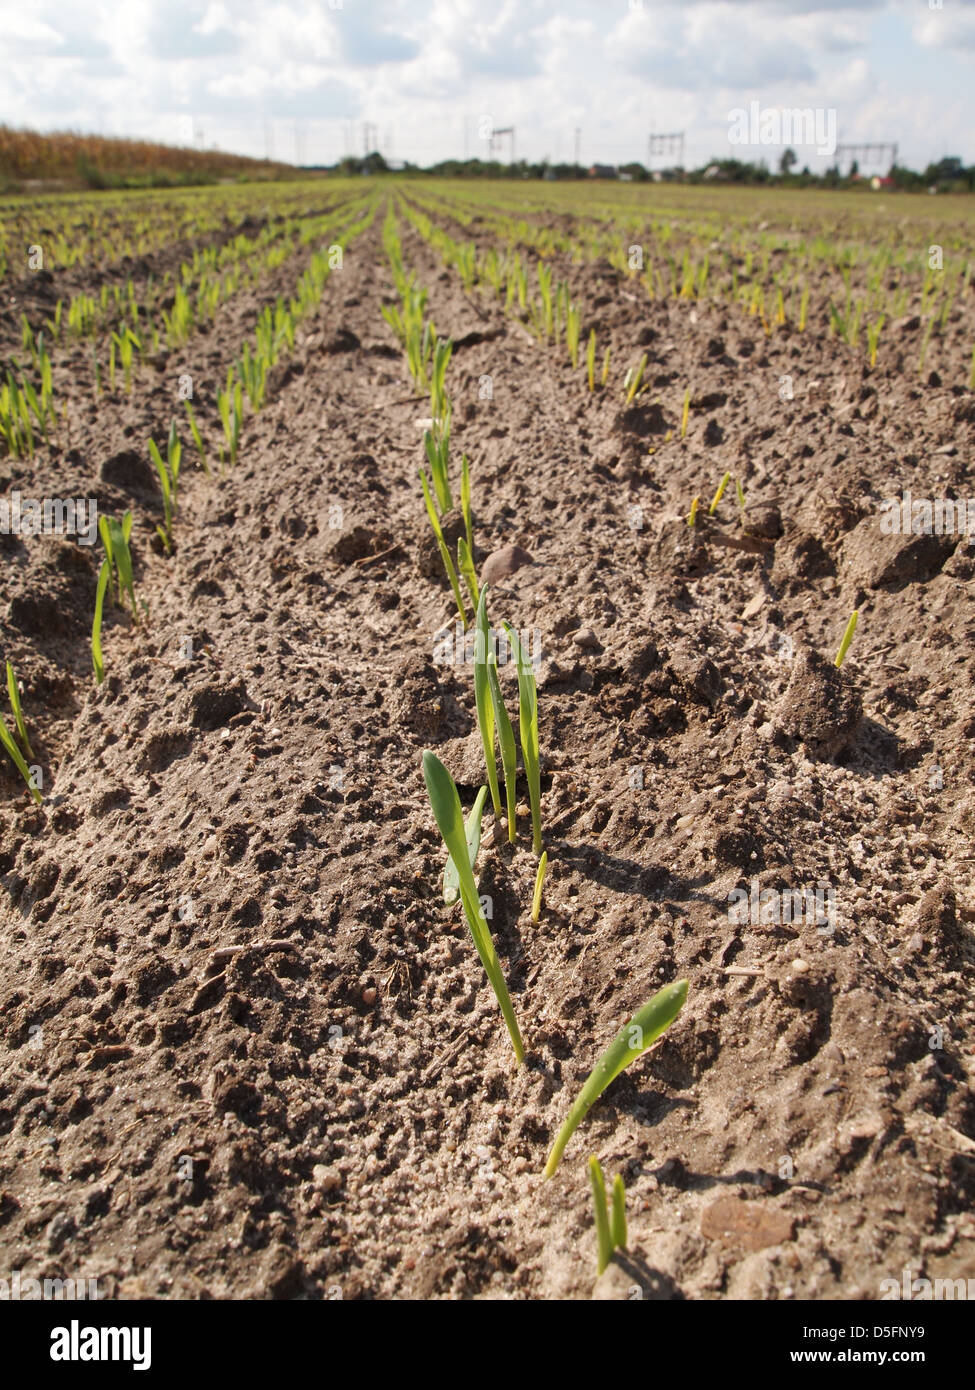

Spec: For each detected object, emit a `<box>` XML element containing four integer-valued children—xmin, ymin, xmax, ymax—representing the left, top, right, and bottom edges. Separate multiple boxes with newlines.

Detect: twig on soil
<box><xmin>208</xmin><ymin>939</ymin><xmax>299</xmax><ymax>967</ymax></box>
<box><xmin>354</xmin><ymin>543</ymin><xmax>405</xmax><ymax>568</ymax></box>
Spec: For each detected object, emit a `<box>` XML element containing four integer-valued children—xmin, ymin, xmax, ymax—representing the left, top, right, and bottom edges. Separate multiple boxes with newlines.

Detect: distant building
<box><xmin>588</xmin><ymin>163</ymin><xmax>616</xmax><ymax>179</ymax></box>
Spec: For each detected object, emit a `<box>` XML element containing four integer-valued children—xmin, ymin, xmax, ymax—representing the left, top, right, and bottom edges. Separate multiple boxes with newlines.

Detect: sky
<box><xmin>0</xmin><ymin>0</ymin><xmax>972</xmax><ymax>171</ymax></box>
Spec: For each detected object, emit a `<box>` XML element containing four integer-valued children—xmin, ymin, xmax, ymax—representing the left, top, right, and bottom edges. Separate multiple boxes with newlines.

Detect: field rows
<box><xmin>0</xmin><ymin>182</ymin><xmax>973</xmax><ymax>1299</ymax></box>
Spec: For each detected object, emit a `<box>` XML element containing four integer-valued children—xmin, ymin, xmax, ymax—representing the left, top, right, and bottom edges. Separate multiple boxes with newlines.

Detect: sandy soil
<box><xmin>1</xmin><ymin>193</ymin><xmax>974</xmax><ymax>1300</ymax></box>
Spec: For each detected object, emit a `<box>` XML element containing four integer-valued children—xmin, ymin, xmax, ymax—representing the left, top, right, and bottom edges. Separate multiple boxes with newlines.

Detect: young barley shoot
<box><xmin>687</xmin><ymin>495</ymin><xmax>700</xmax><ymax>528</ymax></box>
<box><xmin>503</xmin><ymin>622</ymin><xmax>542</xmax><ymax>855</ymax></box>
<box><xmin>611</xmin><ymin>1173</ymin><xmax>628</xmax><ymax>1251</ymax></box>
<box><xmin>422</xmin><ymin>751</ymin><xmax>525</xmax><ymax>1065</ymax></box>
<box><xmin>457</xmin><ymin>536</ymin><xmax>479</xmax><ymax>610</ymax></box>
<box><xmin>544</xmin><ymin>979</ymin><xmax>689</xmax><ymax>1177</ymax></box>
<box><xmin>709</xmin><ymin>471</ymin><xmax>731</xmax><ymax>515</ymax></box>
<box><xmin>149</xmin><ymin>439</ymin><xmax>173</xmax><ymax>553</ymax></box>
<box><xmin>461</xmin><ymin>453</ymin><xmax>473</xmax><ymax>556</ymax></box>
<box><xmin>474</xmin><ymin>588</ymin><xmax>502</xmax><ymax>818</ymax></box>
<box><xmin>0</xmin><ymin>713</ymin><xmax>41</xmax><ymax>805</ymax></box>
<box><xmin>680</xmin><ymin>388</ymin><xmax>690</xmax><ymax>440</ymax></box>
<box><xmin>834</xmin><ymin>610</ymin><xmax>858</xmax><ymax>668</ymax></box>
<box><xmin>586</xmin><ymin>329</ymin><xmax>596</xmax><ymax>393</ymax></box>
<box><xmin>443</xmin><ymin>785</ymin><xmax>487</xmax><ymax>906</ymax></box>
<box><xmin>420</xmin><ymin>469</ymin><xmax>466</xmax><ymax>626</ymax></box>
<box><xmin>624</xmin><ymin>353</ymin><xmax>647</xmax><ymax>406</ymax></box>
<box><xmin>91</xmin><ymin>559</ymin><xmax>110</xmax><ymax>685</ymax></box>
<box><xmin>107</xmin><ymin>513</ymin><xmax>138</xmax><ymax>623</ymax></box>
<box><xmin>5</xmin><ymin>661</ymin><xmax>34</xmax><ymax>760</ymax></box>
<box><xmin>589</xmin><ymin>1157</ymin><xmax>613</xmax><ymax>1276</ymax></box>
<box><xmin>184</xmin><ymin>400</ymin><xmax>210</xmax><ymax>476</ymax></box>
<box><xmin>488</xmin><ymin>653</ymin><xmax>517</xmax><ymax>843</ymax></box>
<box><xmin>532</xmin><ymin>850</ymin><xmax>548</xmax><ymax>924</ymax></box>
<box><xmin>423</xmin><ymin>426</ymin><xmax>453</xmax><ymax>515</ymax></box>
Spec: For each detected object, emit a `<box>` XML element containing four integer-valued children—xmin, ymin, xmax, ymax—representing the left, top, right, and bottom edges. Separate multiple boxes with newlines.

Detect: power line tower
<box><xmin>489</xmin><ymin>126</ymin><xmax>515</xmax><ymax>163</ymax></box>
<box><xmin>834</xmin><ymin>141</ymin><xmax>898</xmax><ymax>175</ymax></box>
<box><xmin>647</xmin><ymin>131</ymin><xmax>685</xmax><ymax>170</ymax></box>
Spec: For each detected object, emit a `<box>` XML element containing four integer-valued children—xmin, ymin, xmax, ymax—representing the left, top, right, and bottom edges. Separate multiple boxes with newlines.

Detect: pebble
<box><xmin>480</xmin><ymin>544</ymin><xmax>533</xmax><ymax>586</ymax></box>
<box><xmin>572</xmin><ymin>627</ymin><xmax>599</xmax><ymax>649</ymax></box>
<box><xmin>362</xmin><ymin>986</ymin><xmax>377</xmax><ymax>1005</ymax></box>
<box><xmin>313</xmin><ymin>1165</ymin><xmax>342</xmax><ymax>1191</ymax></box>
<box><xmin>791</xmin><ymin>958</ymin><xmax>811</xmax><ymax>973</ymax></box>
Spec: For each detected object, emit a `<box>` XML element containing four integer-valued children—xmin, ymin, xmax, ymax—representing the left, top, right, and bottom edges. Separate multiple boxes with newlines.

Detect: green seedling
<box><xmin>430</xmin><ymin>337</ymin><xmax>453</xmax><ymax>421</ymax></box>
<box><xmin>458</xmin><ymin>536</ymin><xmax>479</xmax><ymax>609</ymax></box>
<box><xmin>504</xmin><ymin>622</ymin><xmax>542</xmax><ymax>855</ymax></box>
<box><xmin>589</xmin><ymin>1157</ymin><xmax>628</xmax><ymax>1275</ymax></box>
<box><xmin>460</xmin><ymin>453</ymin><xmax>473</xmax><ymax>556</ymax></box>
<box><xmin>680</xmin><ymin>388</ymin><xmax>690</xmax><ymax>440</ymax></box>
<box><xmin>544</xmin><ymin>979</ymin><xmax>689</xmax><ymax>1177</ymax></box>
<box><xmin>687</xmin><ymin>495</ymin><xmax>700</xmax><ymax>527</ymax></box>
<box><xmin>488</xmin><ymin>653</ymin><xmax>517</xmax><ymax>842</ymax></box>
<box><xmin>420</xmin><ymin>469</ymin><xmax>466</xmax><ymax>626</ymax></box>
<box><xmin>709</xmin><ymin>471</ymin><xmax>731</xmax><ymax>515</ymax></box>
<box><xmin>423</xmin><ymin>419</ymin><xmax>453</xmax><ymax>514</ymax></box>
<box><xmin>586</xmin><ymin>329</ymin><xmax>597</xmax><ymax>392</ymax></box>
<box><xmin>0</xmin><ymin>712</ymin><xmax>41</xmax><ymax>804</ymax></box>
<box><xmin>5</xmin><ymin>661</ymin><xmax>34</xmax><ymax>760</ymax></box>
<box><xmin>834</xmin><ymin>610</ymin><xmax>858</xmax><ymax>668</ymax></box>
<box><xmin>91</xmin><ymin>559</ymin><xmax>110</xmax><ymax>685</ymax></box>
<box><xmin>590</xmin><ymin>1157</ymin><xmax>612</xmax><ymax>1275</ymax></box>
<box><xmin>601</xmin><ymin>346</ymin><xmax>611</xmax><ymax>388</ymax></box>
<box><xmin>474</xmin><ymin>588</ymin><xmax>502</xmax><ymax>819</ymax></box>
<box><xmin>148</xmin><ymin>424</ymin><xmax>181</xmax><ymax>553</ymax></box>
<box><xmin>624</xmin><ymin>353</ymin><xmax>647</xmax><ymax>406</ymax></box>
<box><xmin>566</xmin><ymin>304</ymin><xmax>581</xmax><ymax>369</ymax></box>
<box><xmin>99</xmin><ymin>511</ymin><xmax>139</xmax><ymax>623</ymax></box>
<box><xmin>443</xmin><ymin>786</ymin><xmax>487</xmax><ymax>906</ymax></box>
<box><xmin>184</xmin><ymin>400</ymin><xmax>210</xmax><ymax>476</ymax></box>
<box><xmin>537</xmin><ymin>262</ymin><xmax>554</xmax><ymax>339</ymax></box>
<box><xmin>735</xmin><ymin>478</ymin><xmax>746</xmax><ymax>512</ymax></box>
<box><xmin>422</xmin><ymin>751</ymin><xmax>525</xmax><ymax>1065</ymax></box>
<box><xmin>532</xmin><ymin>850</ymin><xmax>548</xmax><ymax>924</ymax></box>
<box><xmin>111</xmin><ymin>327</ymin><xmax>140</xmax><ymax>393</ymax></box>
<box><xmin>611</xmin><ymin>1171</ymin><xmax>627</xmax><ymax>1251</ymax></box>
<box><xmin>218</xmin><ymin>374</ymin><xmax>242</xmax><ymax>467</ymax></box>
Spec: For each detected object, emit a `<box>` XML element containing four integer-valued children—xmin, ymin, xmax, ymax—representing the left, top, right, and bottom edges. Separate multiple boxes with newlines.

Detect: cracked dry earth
<box><xmin>1</xmin><ymin>193</ymin><xmax>974</xmax><ymax>1301</ymax></box>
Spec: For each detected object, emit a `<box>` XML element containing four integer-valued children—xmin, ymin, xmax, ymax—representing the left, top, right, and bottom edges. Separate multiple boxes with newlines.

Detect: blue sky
<box><xmin>0</xmin><ymin>0</ymin><xmax>972</xmax><ymax>170</ymax></box>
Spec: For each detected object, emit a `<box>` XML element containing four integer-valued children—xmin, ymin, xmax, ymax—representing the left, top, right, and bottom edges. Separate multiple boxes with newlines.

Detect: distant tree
<box><xmin>779</xmin><ymin>147</ymin><xmax>797</xmax><ymax>176</ymax></box>
<box><xmin>923</xmin><ymin>156</ymin><xmax>964</xmax><ymax>187</ymax></box>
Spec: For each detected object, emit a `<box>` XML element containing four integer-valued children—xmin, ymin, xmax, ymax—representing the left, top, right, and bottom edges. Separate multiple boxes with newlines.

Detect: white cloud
<box><xmin>0</xmin><ymin>0</ymin><xmax>968</xmax><ymax>169</ymax></box>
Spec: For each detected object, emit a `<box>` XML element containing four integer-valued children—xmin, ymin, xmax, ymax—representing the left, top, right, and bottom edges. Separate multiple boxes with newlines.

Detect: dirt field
<box><xmin>1</xmin><ymin>182</ymin><xmax>974</xmax><ymax>1300</ymax></box>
